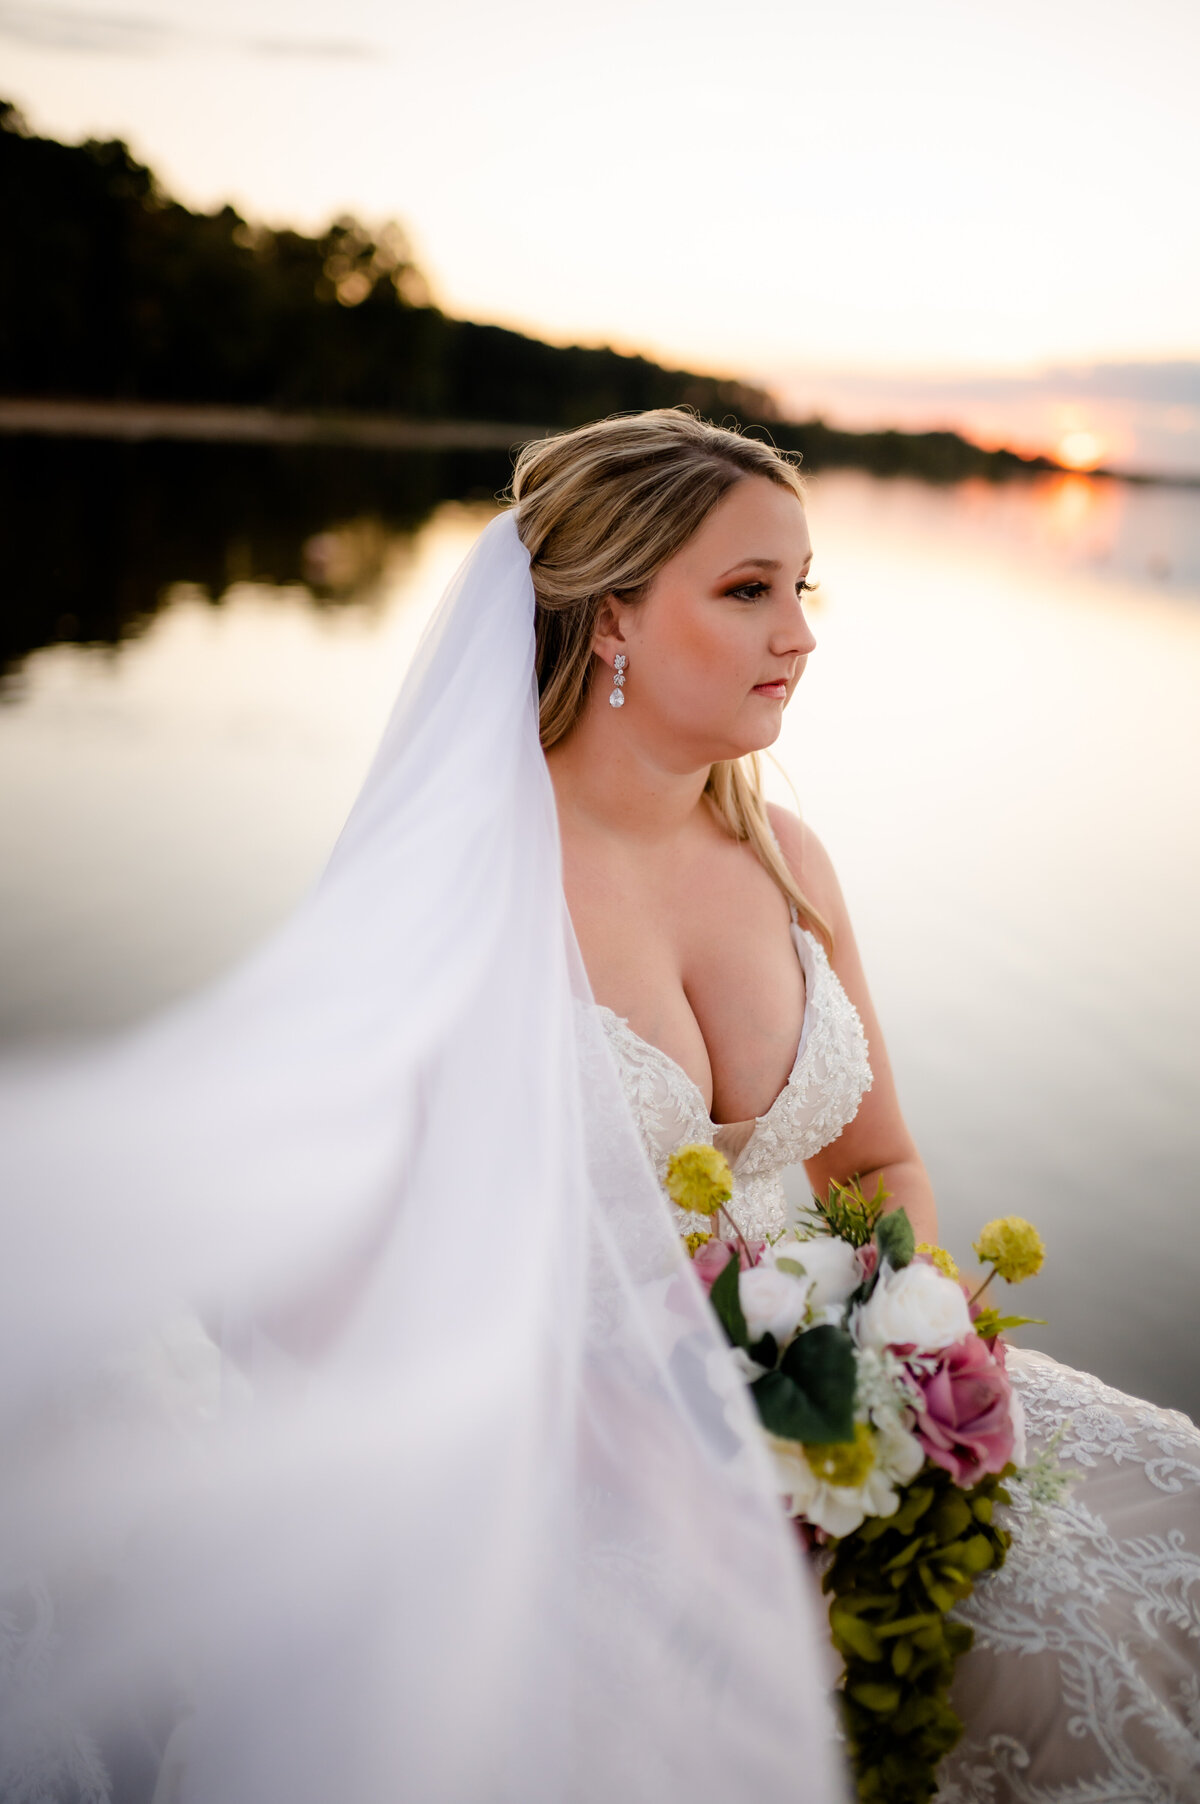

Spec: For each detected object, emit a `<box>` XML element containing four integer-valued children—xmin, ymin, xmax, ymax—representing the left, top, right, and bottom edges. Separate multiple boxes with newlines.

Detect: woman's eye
<box><xmin>727</xmin><ymin>579</ymin><xmax>816</xmax><ymax>601</ymax></box>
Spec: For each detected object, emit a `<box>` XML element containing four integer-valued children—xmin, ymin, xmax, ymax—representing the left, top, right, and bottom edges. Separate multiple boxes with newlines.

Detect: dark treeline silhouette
<box><xmin>0</xmin><ymin>100</ymin><xmax>767</xmax><ymax>425</ymax></box>
<box><xmin>1</xmin><ymin>100</ymin><xmax>1056</xmax><ymax>482</ymax></box>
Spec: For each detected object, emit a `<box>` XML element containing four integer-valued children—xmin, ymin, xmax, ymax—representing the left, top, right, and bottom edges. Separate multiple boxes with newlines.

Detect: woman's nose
<box><xmin>772</xmin><ymin>601</ymin><xmax>816</xmax><ymax>659</ymax></box>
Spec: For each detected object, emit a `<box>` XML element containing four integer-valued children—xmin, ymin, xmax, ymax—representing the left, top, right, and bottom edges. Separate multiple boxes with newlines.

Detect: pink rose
<box><xmin>692</xmin><ymin>1237</ymin><xmax>765</xmax><ymax>1294</ymax></box>
<box><xmin>856</xmin><ymin>1243</ymin><xmax>878</xmax><ymax>1284</ymax></box>
<box><xmin>912</xmin><ymin>1331</ymin><xmax>1015</xmax><ymax>1486</ymax></box>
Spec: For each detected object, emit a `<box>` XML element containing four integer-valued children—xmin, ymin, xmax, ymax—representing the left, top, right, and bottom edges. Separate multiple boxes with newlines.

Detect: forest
<box><xmin>0</xmin><ymin>100</ymin><xmax>1055</xmax><ymax>482</ymax></box>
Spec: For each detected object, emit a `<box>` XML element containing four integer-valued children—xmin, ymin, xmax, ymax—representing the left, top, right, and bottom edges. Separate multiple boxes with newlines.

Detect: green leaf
<box><xmin>873</xmin><ymin>1612</ymin><xmax>942</xmax><ymax>1641</ymax></box>
<box><xmin>890</xmin><ymin>1485</ymin><xmax>935</xmax><ymax>1535</ymax></box>
<box><xmin>751</xmin><ymin>1370</ymin><xmax>833</xmax><ymax>1442</ymax></box>
<box><xmin>874</xmin><ymin>1206</ymin><xmax>915</xmax><ymax>1270</ymax></box>
<box><xmin>974</xmin><ymin>1307</ymin><xmax>1047</xmax><ymax>1339</ymax></box>
<box><xmin>930</xmin><ymin>1494</ymin><xmax>972</xmax><ymax>1541</ymax></box>
<box><xmin>778</xmin><ymin>1324</ymin><xmax>857</xmax><ymax>1443</ymax></box>
<box><xmin>959</xmin><ymin>1533</ymin><xmax>996</xmax><ymax>1575</ymax></box>
<box><xmin>849</xmin><ymin>1681</ymin><xmax>902</xmax><ymax>1714</ymax></box>
<box><xmin>708</xmin><ymin>1253</ymin><xmax>748</xmax><ymax>1349</ymax></box>
<box><xmin>774</xmin><ymin>1256</ymin><xmax>807</xmax><ymax>1278</ymax></box>
<box><xmin>830</xmin><ymin>1606</ymin><xmax>883</xmax><ymax>1663</ymax></box>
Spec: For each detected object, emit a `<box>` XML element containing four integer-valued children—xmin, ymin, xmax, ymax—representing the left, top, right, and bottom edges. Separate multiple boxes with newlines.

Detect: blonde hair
<box><xmin>511</xmin><ymin>408</ymin><xmax>832</xmax><ymax>949</ymax></box>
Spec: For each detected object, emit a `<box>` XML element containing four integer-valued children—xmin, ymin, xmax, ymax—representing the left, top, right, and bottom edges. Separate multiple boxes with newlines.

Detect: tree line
<box><xmin>0</xmin><ymin>100</ymin><xmax>1054</xmax><ymax>481</ymax></box>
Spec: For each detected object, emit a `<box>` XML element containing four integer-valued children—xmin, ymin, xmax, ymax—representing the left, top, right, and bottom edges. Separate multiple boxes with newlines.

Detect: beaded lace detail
<box><xmin>594</xmin><ymin>925</ymin><xmax>872</xmax><ymax>1240</ymax></box>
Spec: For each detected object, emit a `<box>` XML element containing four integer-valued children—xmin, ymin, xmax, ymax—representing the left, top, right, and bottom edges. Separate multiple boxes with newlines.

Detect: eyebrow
<box><xmin>718</xmin><ymin>554</ymin><xmax>813</xmax><ymax>578</ymax></box>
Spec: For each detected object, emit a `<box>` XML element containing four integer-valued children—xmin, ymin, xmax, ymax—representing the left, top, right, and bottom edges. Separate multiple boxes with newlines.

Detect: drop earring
<box><xmin>609</xmin><ymin>653</ymin><xmax>627</xmax><ymax>709</ymax></box>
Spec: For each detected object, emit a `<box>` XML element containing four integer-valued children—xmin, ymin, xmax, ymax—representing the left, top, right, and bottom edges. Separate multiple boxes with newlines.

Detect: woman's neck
<box><xmin>544</xmin><ymin>703</ymin><xmax>712</xmax><ymax>845</ymax></box>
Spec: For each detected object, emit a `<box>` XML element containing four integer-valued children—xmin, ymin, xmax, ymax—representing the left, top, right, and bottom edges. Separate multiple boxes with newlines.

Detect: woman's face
<box><xmin>598</xmin><ymin>474</ymin><xmax>816</xmax><ymax>769</ymax></box>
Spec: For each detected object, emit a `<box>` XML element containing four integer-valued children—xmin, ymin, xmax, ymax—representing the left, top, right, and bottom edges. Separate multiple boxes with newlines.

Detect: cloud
<box><xmin>798</xmin><ymin>361</ymin><xmax>1200</xmax><ymax>410</ymax></box>
<box><xmin>0</xmin><ymin>3</ymin><xmax>383</xmax><ymax>60</ymax></box>
<box><xmin>0</xmin><ymin>3</ymin><xmax>175</xmax><ymax>53</ymax></box>
<box><xmin>1021</xmin><ymin>363</ymin><xmax>1200</xmax><ymax>407</ymax></box>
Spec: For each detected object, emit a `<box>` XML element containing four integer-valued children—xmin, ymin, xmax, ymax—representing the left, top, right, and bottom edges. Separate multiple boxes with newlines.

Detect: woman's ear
<box><xmin>591</xmin><ymin>594</ymin><xmax>628</xmax><ymax>666</ymax></box>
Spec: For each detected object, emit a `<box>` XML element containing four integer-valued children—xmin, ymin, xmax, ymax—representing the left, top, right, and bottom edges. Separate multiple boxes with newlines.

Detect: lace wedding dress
<box><xmin>596</xmin><ymin>911</ymin><xmax>1200</xmax><ymax>1803</ymax></box>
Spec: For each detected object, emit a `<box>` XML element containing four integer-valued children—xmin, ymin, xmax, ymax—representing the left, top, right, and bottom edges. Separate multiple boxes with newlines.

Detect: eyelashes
<box><xmin>727</xmin><ymin>579</ymin><xmax>817</xmax><ymax>602</ymax></box>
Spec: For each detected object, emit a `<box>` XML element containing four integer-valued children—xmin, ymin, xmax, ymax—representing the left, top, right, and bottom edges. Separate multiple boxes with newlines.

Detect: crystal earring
<box><xmin>609</xmin><ymin>653</ymin><xmax>627</xmax><ymax>709</ymax></box>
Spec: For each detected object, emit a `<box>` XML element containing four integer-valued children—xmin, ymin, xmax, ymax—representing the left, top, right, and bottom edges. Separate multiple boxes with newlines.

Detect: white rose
<box><xmin>738</xmin><ymin>1265</ymin><xmax>811</xmax><ymax>1345</ymax></box>
<box><xmin>770</xmin><ymin>1236</ymin><xmax>860</xmax><ymax>1309</ymax></box>
<box><xmin>855</xmin><ymin>1260</ymin><xmax>971</xmax><ymax>1353</ymax></box>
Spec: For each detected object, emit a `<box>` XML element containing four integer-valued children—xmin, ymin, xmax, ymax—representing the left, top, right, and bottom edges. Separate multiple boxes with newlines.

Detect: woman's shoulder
<box><xmin>764</xmin><ymin>803</ymin><xmax>847</xmax><ymax>932</ymax></box>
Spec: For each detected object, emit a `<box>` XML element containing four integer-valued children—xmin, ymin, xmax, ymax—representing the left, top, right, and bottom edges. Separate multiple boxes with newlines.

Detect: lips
<box><xmin>752</xmin><ymin>681</ymin><xmax>789</xmax><ymax>699</ymax></box>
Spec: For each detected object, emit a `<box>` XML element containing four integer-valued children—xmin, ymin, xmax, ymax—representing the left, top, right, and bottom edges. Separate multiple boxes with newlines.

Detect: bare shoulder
<box><xmin>764</xmin><ymin>803</ymin><xmax>849</xmax><ymax>933</ymax></box>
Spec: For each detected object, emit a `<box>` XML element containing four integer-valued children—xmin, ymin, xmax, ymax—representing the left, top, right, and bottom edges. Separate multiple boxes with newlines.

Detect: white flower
<box><xmin>769</xmin><ymin>1411</ymin><xmax>924</xmax><ymax>1538</ymax></box>
<box><xmin>872</xmin><ymin>1408</ymin><xmax>925</xmax><ymax>1487</ymax></box>
<box><xmin>855</xmin><ymin>1260</ymin><xmax>971</xmax><ymax>1354</ymax></box>
<box><xmin>854</xmin><ymin>1345</ymin><xmax>920</xmax><ymax>1419</ymax></box>
<box><xmin>770</xmin><ymin>1235</ymin><xmax>860</xmax><ymax>1309</ymax></box>
<box><xmin>738</xmin><ymin>1264</ymin><xmax>811</xmax><ymax>1345</ymax></box>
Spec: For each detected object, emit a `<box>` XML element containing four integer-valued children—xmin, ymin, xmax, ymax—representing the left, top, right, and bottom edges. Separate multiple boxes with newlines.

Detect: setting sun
<box><xmin>1057</xmin><ymin>429</ymin><xmax>1106</xmax><ymax>470</ymax></box>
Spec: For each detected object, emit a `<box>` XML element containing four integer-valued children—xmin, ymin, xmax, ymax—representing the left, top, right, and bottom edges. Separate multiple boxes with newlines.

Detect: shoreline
<box><xmin>2</xmin><ymin>397</ymin><xmax>1196</xmax><ymax>488</ymax></box>
<box><xmin>0</xmin><ymin>398</ymin><xmax>541</xmax><ymax>451</ymax></box>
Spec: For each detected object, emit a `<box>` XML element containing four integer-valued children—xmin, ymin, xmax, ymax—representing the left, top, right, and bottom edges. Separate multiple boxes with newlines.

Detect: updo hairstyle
<box><xmin>511</xmin><ymin>407</ymin><xmax>831</xmax><ymax>948</ymax></box>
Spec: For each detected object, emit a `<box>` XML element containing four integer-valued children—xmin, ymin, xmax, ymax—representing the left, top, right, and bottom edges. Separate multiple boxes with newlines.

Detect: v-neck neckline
<box><xmin>592</xmin><ymin>924</ymin><xmax>818</xmax><ymax>1133</ymax></box>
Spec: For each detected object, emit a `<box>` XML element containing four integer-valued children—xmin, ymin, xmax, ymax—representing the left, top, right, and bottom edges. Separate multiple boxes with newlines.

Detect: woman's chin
<box><xmin>738</xmin><ymin>703</ymin><xmax>788</xmax><ymax>754</ymax></box>
<box><xmin>709</xmin><ymin>721</ymin><xmax>784</xmax><ymax>762</ymax></box>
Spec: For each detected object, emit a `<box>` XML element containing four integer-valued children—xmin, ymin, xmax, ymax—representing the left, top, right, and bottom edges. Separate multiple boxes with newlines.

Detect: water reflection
<box><xmin>0</xmin><ymin>436</ymin><xmax>512</xmax><ymax>680</ymax></box>
<box><xmin>1</xmin><ymin>447</ymin><xmax>1198</xmax><ymax>1419</ymax></box>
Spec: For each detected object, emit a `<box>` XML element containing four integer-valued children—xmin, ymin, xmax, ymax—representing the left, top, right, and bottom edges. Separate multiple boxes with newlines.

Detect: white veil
<box><xmin>0</xmin><ymin>510</ymin><xmax>845</xmax><ymax>1803</ymax></box>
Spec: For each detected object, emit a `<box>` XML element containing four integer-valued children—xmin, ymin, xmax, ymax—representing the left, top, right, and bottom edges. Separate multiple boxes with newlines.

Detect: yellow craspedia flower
<box><xmin>665</xmin><ymin>1143</ymin><xmax>733</xmax><ymax>1217</ymax></box>
<box><xmin>683</xmin><ymin>1230</ymin><xmax>712</xmax><ymax>1258</ymax></box>
<box><xmin>973</xmin><ymin>1216</ymin><xmax>1045</xmax><ymax>1284</ymax></box>
<box><xmin>917</xmin><ymin>1242</ymin><xmax>961</xmax><ymax>1282</ymax></box>
<box><xmin>803</xmin><ymin>1422</ymin><xmax>876</xmax><ymax>1489</ymax></box>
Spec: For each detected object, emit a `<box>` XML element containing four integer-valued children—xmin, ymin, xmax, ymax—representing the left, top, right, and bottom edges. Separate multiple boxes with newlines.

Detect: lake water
<box><xmin>2</xmin><ymin>440</ymin><xmax>1198</xmax><ymax>1419</ymax></box>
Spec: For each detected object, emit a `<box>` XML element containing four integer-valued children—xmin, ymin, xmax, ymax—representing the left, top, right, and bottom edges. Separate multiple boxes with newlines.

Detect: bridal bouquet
<box><xmin>669</xmin><ymin>1145</ymin><xmax>1047</xmax><ymax>1804</ymax></box>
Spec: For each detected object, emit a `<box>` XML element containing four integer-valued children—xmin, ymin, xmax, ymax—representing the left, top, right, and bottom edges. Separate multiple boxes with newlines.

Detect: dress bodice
<box><xmin>593</xmin><ymin>923</ymin><xmax>872</xmax><ymax>1241</ymax></box>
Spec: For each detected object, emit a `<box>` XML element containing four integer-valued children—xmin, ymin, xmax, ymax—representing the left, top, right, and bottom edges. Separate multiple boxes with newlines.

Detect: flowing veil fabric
<box><xmin>0</xmin><ymin>511</ymin><xmax>845</xmax><ymax>1803</ymax></box>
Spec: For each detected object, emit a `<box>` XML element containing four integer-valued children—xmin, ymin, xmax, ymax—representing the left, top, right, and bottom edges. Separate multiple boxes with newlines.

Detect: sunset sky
<box><xmin>4</xmin><ymin>0</ymin><xmax>1199</xmax><ymax>471</ymax></box>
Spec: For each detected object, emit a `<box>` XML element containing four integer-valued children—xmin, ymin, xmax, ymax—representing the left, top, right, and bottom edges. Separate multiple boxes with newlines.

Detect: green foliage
<box><xmin>751</xmin><ymin>1326</ymin><xmax>857</xmax><ymax>1444</ymax></box>
<box><xmin>875</xmin><ymin>1206</ymin><xmax>915</xmax><ymax>1271</ymax></box>
<box><xmin>973</xmin><ymin>1307</ymin><xmax>1046</xmax><ymax>1340</ymax></box>
<box><xmin>822</xmin><ymin>1462</ymin><xmax>1015</xmax><ymax>1802</ymax></box>
<box><xmin>708</xmin><ymin>1253</ymin><xmax>748</xmax><ymax>1349</ymax></box>
<box><xmin>802</xmin><ymin>1176</ymin><xmax>889</xmax><ymax>1248</ymax></box>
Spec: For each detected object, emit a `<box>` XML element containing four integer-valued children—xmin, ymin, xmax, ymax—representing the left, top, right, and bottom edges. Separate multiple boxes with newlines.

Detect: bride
<box><xmin>1</xmin><ymin>409</ymin><xmax>1197</xmax><ymax>1804</ymax></box>
<box><xmin>525</xmin><ymin>412</ymin><xmax>1200</xmax><ymax>1802</ymax></box>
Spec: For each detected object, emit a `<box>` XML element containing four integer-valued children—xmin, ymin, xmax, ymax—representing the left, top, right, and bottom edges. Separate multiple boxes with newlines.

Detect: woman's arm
<box><xmin>768</xmin><ymin>805</ymin><xmax>939</xmax><ymax>1246</ymax></box>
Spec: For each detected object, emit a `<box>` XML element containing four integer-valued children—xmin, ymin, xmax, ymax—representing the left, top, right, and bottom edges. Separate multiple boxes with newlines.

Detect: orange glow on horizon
<box><xmin>1056</xmin><ymin>429</ymin><xmax>1106</xmax><ymax>470</ymax></box>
